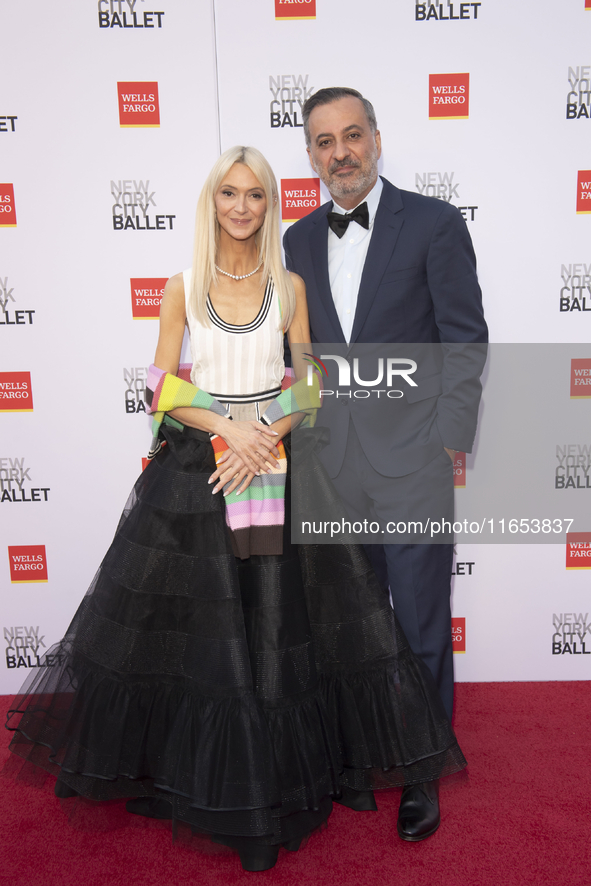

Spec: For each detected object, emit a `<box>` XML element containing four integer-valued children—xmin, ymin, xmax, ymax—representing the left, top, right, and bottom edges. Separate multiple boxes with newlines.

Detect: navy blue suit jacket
<box><xmin>283</xmin><ymin>177</ymin><xmax>488</xmax><ymax>478</ymax></box>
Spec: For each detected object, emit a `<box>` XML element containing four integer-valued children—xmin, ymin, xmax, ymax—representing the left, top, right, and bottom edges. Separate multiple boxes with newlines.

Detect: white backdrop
<box><xmin>1</xmin><ymin>0</ymin><xmax>590</xmax><ymax>693</ymax></box>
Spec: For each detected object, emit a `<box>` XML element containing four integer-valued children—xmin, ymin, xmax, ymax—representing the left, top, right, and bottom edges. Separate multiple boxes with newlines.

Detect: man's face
<box><xmin>306</xmin><ymin>96</ymin><xmax>381</xmax><ymax>209</ymax></box>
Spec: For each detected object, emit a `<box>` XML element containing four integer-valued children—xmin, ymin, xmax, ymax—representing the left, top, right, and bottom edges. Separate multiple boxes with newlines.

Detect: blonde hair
<box><xmin>190</xmin><ymin>146</ymin><xmax>295</xmax><ymax>330</ymax></box>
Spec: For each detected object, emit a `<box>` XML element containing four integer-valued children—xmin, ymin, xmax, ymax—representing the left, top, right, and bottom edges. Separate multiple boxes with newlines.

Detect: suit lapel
<box><xmin>308</xmin><ymin>207</ymin><xmax>346</xmax><ymax>343</ymax></box>
<box><xmin>349</xmin><ymin>179</ymin><xmax>405</xmax><ymax>345</ymax></box>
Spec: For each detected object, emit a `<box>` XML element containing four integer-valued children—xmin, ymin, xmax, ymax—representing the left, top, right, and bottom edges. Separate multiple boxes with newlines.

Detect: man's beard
<box><xmin>318</xmin><ymin>150</ymin><xmax>378</xmax><ymax>203</ymax></box>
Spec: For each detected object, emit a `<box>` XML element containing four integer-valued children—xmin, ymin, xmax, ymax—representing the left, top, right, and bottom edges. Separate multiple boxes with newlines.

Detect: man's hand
<box><xmin>444</xmin><ymin>447</ymin><xmax>457</xmax><ymax>462</ymax></box>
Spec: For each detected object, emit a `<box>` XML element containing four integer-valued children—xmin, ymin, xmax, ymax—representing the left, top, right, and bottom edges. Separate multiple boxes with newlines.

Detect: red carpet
<box><xmin>1</xmin><ymin>683</ymin><xmax>589</xmax><ymax>886</ymax></box>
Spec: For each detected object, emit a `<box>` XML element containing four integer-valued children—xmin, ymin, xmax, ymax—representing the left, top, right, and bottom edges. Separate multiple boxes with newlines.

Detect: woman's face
<box><xmin>215</xmin><ymin>163</ymin><xmax>268</xmax><ymax>243</ymax></box>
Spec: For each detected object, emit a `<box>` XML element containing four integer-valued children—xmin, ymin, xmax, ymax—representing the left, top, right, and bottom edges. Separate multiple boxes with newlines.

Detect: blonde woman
<box><xmin>7</xmin><ymin>147</ymin><xmax>465</xmax><ymax>872</ymax></box>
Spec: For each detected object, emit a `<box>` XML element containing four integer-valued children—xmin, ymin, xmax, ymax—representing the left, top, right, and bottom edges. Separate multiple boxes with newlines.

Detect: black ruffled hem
<box><xmin>6</xmin><ymin>646</ymin><xmax>464</xmax><ymax>821</ymax></box>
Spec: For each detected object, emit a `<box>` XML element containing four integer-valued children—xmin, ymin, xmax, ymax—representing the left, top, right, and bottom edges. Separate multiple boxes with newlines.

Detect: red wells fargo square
<box><xmin>0</xmin><ymin>372</ymin><xmax>33</xmax><ymax>412</ymax></box>
<box><xmin>8</xmin><ymin>545</ymin><xmax>48</xmax><ymax>583</ymax></box>
<box><xmin>576</xmin><ymin>171</ymin><xmax>591</xmax><ymax>213</ymax></box>
<box><xmin>117</xmin><ymin>82</ymin><xmax>160</xmax><ymax>127</ymax></box>
<box><xmin>566</xmin><ymin>532</ymin><xmax>591</xmax><ymax>569</ymax></box>
<box><xmin>570</xmin><ymin>358</ymin><xmax>591</xmax><ymax>398</ymax></box>
<box><xmin>451</xmin><ymin>617</ymin><xmax>466</xmax><ymax>652</ymax></box>
<box><xmin>130</xmin><ymin>278</ymin><xmax>167</xmax><ymax>319</ymax></box>
<box><xmin>275</xmin><ymin>0</ymin><xmax>316</xmax><ymax>20</ymax></box>
<box><xmin>453</xmin><ymin>452</ymin><xmax>466</xmax><ymax>488</ymax></box>
<box><xmin>281</xmin><ymin>178</ymin><xmax>320</xmax><ymax>222</ymax></box>
<box><xmin>0</xmin><ymin>183</ymin><xmax>17</xmax><ymax>227</ymax></box>
<box><xmin>429</xmin><ymin>73</ymin><xmax>470</xmax><ymax>119</ymax></box>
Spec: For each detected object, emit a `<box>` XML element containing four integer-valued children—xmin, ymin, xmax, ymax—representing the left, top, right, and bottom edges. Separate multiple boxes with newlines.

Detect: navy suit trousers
<box><xmin>330</xmin><ymin>424</ymin><xmax>455</xmax><ymax>720</ymax></box>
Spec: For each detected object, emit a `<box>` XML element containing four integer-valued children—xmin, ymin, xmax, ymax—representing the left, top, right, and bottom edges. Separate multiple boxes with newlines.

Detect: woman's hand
<box><xmin>215</xmin><ymin>420</ymin><xmax>280</xmax><ymax>479</ymax></box>
<box><xmin>209</xmin><ymin>453</ymin><xmax>256</xmax><ymax>496</ymax></box>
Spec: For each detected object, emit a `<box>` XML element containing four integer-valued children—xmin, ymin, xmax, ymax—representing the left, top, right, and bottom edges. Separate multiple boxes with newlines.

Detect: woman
<box><xmin>7</xmin><ymin>146</ymin><xmax>465</xmax><ymax>872</ymax></box>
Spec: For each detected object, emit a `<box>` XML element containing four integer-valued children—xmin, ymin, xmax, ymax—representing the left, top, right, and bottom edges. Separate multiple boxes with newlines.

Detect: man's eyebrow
<box><xmin>314</xmin><ymin>124</ymin><xmax>363</xmax><ymax>143</ymax></box>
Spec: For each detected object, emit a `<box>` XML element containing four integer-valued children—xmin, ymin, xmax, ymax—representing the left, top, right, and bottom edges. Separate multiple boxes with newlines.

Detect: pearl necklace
<box><xmin>215</xmin><ymin>259</ymin><xmax>262</xmax><ymax>281</ymax></box>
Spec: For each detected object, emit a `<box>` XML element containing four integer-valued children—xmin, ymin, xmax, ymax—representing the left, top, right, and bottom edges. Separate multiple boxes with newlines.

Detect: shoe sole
<box><xmin>397</xmin><ymin>818</ymin><xmax>440</xmax><ymax>842</ymax></box>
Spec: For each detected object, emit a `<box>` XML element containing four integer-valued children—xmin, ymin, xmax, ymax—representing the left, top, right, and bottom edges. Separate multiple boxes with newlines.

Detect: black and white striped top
<box><xmin>183</xmin><ymin>268</ymin><xmax>284</xmax><ymax>407</ymax></box>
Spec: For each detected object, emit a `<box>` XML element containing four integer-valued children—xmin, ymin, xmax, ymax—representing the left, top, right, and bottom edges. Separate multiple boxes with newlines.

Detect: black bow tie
<box><xmin>326</xmin><ymin>202</ymin><xmax>370</xmax><ymax>238</ymax></box>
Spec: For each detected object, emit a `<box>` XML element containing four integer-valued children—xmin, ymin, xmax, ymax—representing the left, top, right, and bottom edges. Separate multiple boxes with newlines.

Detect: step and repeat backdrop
<box><xmin>2</xmin><ymin>0</ymin><xmax>590</xmax><ymax>693</ymax></box>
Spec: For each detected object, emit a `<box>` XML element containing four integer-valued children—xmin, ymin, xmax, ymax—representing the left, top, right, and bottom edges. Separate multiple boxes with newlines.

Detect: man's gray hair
<box><xmin>302</xmin><ymin>87</ymin><xmax>378</xmax><ymax>147</ymax></box>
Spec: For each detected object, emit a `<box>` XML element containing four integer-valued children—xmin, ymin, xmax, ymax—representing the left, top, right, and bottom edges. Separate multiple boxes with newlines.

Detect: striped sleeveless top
<box><xmin>183</xmin><ymin>268</ymin><xmax>284</xmax><ymax>412</ymax></box>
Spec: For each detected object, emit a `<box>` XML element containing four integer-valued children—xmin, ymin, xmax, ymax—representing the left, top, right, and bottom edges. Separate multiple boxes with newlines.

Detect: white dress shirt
<box><xmin>328</xmin><ymin>176</ymin><xmax>383</xmax><ymax>343</ymax></box>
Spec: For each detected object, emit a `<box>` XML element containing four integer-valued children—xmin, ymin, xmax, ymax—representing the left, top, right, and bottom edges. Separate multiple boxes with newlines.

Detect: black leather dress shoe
<box><xmin>126</xmin><ymin>797</ymin><xmax>173</xmax><ymax>820</ymax></box>
<box><xmin>397</xmin><ymin>781</ymin><xmax>440</xmax><ymax>841</ymax></box>
<box><xmin>334</xmin><ymin>785</ymin><xmax>378</xmax><ymax>812</ymax></box>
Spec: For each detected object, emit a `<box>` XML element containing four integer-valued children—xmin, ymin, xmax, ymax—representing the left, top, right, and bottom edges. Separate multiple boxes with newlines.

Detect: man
<box><xmin>283</xmin><ymin>87</ymin><xmax>487</xmax><ymax>841</ymax></box>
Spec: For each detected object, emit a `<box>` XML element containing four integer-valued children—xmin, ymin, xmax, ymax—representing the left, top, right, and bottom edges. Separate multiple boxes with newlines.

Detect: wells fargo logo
<box><xmin>0</xmin><ymin>372</ymin><xmax>33</xmax><ymax>412</ymax></box>
<box><xmin>130</xmin><ymin>277</ymin><xmax>167</xmax><ymax>318</ymax></box>
<box><xmin>429</xmin><ymin>73</ymin><xmax>470</xmax><ymax>120</ymax></box>
<box><xmin>275</xmin><ymin>0</ymin><xmax>316</xmax><ymax>20</ymax></box>
<box><xmin>570</xmin><ymin>358</ymin><xmax>591</xmax><ymax>398</ymax></box>
<box><xmin>453</xmin><ymin>452</ymin><xmax>466</xmax><ymax>488</ymax></box>
<box><xmin>566</xmin><ymin>532</ymin><xmax>591</xmax><ymax>569</ymax></box>
<box><xmin>281</xmin><ymin>178</ymin><xmax>320</xmax><ymax>222</ymax></box>
<box><xmin>0</xmin><ymin>183</ymin><xmax>16</xmax><ymax>227</ymax></box>
<box><xmin>586</xmin><ymin>0</ymin><xmax>591</xmax><ymax>10</ymax></box>
<box><xmin>117</xmin><ymin>82</ymin><xmax>160</xmax><ymax>127</ymax></box>
<box><xmin>451</xmin><ymin>617</ymin><xmax>465</xmax><ymax>652</ymax></box>
<box><xmin>576</xmin><ymin>171</ymin><xmax>591</xmax><ymax>213</ymax></box>
<box><xmin>8</xmin><ymin>545</ymin><xmax>48</xmax><ymax>583</ymax></box>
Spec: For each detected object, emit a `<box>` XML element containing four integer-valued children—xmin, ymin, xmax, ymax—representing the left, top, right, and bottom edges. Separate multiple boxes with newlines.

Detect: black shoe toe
<box><xmin>397</xmin><ymin>781</ymin><xmax>440</xmax><ymax>842</ymax></box>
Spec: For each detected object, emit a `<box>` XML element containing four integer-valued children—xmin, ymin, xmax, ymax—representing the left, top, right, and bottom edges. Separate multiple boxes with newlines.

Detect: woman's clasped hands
<box><xmin>208</xmin><ymin>419</ymin><xmax>281</xmax><ymax>496</ymax></box>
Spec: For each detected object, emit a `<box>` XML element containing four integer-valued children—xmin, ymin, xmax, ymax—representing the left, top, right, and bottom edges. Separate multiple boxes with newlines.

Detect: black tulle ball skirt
<box><xmin>6</xmin><ymin>425</ymin><xmax>466</xmax><ymax>845</ymax></box>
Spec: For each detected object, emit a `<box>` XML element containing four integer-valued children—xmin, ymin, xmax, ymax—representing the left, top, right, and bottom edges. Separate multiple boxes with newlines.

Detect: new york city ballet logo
<box><xmin>415</xmin><ymin>171</ymin><xmax>478</xmax><ymax>222</ymax></box>
<box><xmin>415</xmin><ymin>1</ymin><xmax>482</xmax><ymax>20</ymax></box>
<box><xmin>452</xmin><ymin>559</ymin><xmax>474</xmax><ymax>576</ymax></box>
<box><xmin>270</xmin><ymin>75</ymin><xmax>313</xmax><ymax>128</ymax></box>
<box><xmin>99</xmin><ymin>0</ymin><xmax>165</xmax><ymax>29</ymax></box>
<box><xmin>559</xmin><ymin>263</ymin><xmax>591</xmax><ymax>313</ymax></box>
<box><xmin>305</xmin><ymin>354</ymin><xmax>418</xmax><ymax>398</ymax></box>
<box><xmin>566</xmin><ymin>67</ymin><xmax>591</xmax><ymax>120</ymax></box>
<box><xmin>0</xmin><ymin>116</ymin><xmax>17</xmax><ymax>133</ymax></box>
<box><xmin>0</xmin><ymin>372</ymin><xmax>33</xmax><ymax>412</ymax></box>
<box><xmin>281</xmin><ymin>179</ymin><xmax>320</xmax><ymax>222</ymax></box>
<box><xmin>576</xmin><ymin>171</ymin><xmax>591</xmax><ymax>213</ymax></box>
<box><xmin>117</xmin><ymin>82</ymin><xmax>160</xmax><ymax>127</ymax></box>
<box><xmin>451</xmin><ymin>617</ymin><xmax>465</xmax><ymax>652</ymax></box>
<box><xmin>0</xmin><ymin>457</ymin><xmax>50</xmax><ymax>504</ymax></box>
<box><xmin>124</xmin><ymin>366</ymin><xmax>148</xmax><ymax>413</ymax></box>
<box><xmin>275</xmin><ymin>0</ymin><xmax>316</xmax><ymax>20</ymax></box>
<box><xmin>555</xmin><ymin>444</ymin><xmax>591</xmax><ymax>490</ymax></box>
<box><xmin>8</xmin><ymin>545</ymin><xmax>48</xmax><ymax>583</ymax></box>
<box><xmin>552</xmin><ymin>612</ymin><xmax>591</xmax><ymax>655</ymax></box>
<box><xmin>111</xmin><ymin>180</ymin><xmax>176</xmax><ymax>231</ymax></box>
<box><xmin>429</xmin><ymin>74</ymin><xmax>470</xmax><ymax>120</ymax></box>
<box><xmin>570</xmin><ymin>358</ymin><xmax>591</xmax><ymax>398</ymax></box>
<box><xmin>0</xmin><ymin>184</ymin><xmax>16</xmax><ymax>227</ymax></box>
<box><xmin>566</xmin><ymin>532</ymin><xmax>591</xmax><ymax>569</ymax></box>
<box><xmin>1</xmin><ymin>275</ymin><xmax>35</xmax><ymax>328</ymax></box>
<box><xmin>4</xmin><ymin>625</ymin><xmax>52</xmax><ymax>670</ymax></box>
<box><xmin>130</xmin><ymin>277</ymin><xmax>167</xmax><ymax>318</ymax></box>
